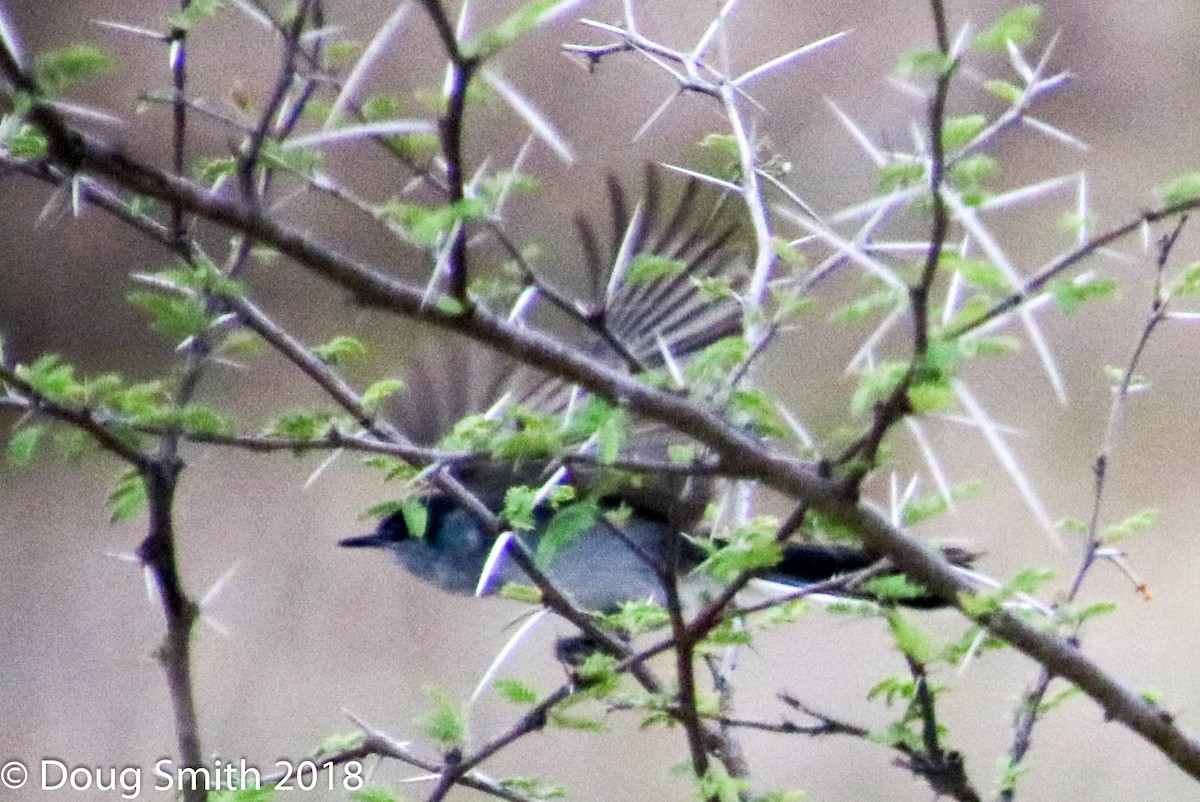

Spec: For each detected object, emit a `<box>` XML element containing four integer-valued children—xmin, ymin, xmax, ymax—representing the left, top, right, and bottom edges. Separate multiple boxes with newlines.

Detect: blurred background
<box><xmin>2</xmin><ymin>0</ymin><xmax>1200</xmax><ymax>799</ymax></box>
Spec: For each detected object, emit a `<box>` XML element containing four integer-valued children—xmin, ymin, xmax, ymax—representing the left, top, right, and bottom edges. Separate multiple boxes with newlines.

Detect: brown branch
<box><xmin>7</xmin><ymin>34</ymin><xmax>1200</xmax><ymax>790</ymax></box>
<box><xmin>258</xmin><ymin>718</ymin><xmax>537</xmax><ymax>802</ymax></box>
<box><xmin>1000</xmin><ymin>216</ymin><xmax>1190</xmax><ymax>799</ymax></box>
<box><xmin>417</xmin><ymin>0</ymin><xmax>478</xmax><ymax>303</ymax></box>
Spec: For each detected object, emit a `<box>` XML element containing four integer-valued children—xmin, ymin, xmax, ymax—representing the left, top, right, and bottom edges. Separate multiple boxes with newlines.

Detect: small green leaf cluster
<box><xmin>696</xmin><ymin>517</ymin><xmax>784</xmax><ymax>582</ymax></box>
<box><xmin>168</xmin><ymin>0</ymin><xmax>226</xmax><ymax>32</ymax></box>
<box><xmin>466</xmin><ymin>0</ymin><xmax>565</xmax><ymax>61</ymax></box>
<box><xmin>377</xmin><ymin>197</ymin><xmax>490</xmax><ymax>249</ymax></box>
<box><xmin>415</xmin><ymin>686</ymin><xmax>466</xmax><ymax>751</ymax></box>
<box><xmin>34</xmin><ymin>44</ymin><xmax>117</xmax><ymax>94</ymax></box>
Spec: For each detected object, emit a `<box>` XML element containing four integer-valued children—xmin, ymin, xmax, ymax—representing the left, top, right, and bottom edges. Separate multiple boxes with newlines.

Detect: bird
<box><xmin>340</xmin><ymin>169</ymin><xmax>974</xmax><ymax>617</ymax></box>
<box><xmin>340</xmin><ymin>495</ymin><xmax>974</xmax><ymax>612</ymax></box>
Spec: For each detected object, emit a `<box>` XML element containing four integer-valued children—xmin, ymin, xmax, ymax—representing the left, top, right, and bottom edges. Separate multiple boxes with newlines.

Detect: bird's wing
<box><xmin>385</xmin><ymin>168</ymin><xmax>748</xmax><ymax>523</ymax></box>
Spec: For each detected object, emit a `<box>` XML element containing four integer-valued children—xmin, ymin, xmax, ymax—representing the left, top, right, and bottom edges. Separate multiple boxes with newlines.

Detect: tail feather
<box><xmin>763</xmin><ymin>542</ymin><xmax>979</xmax><ymax>609</ymax></box>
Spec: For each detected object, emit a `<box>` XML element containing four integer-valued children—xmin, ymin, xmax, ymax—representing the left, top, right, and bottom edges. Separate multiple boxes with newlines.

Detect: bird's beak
<box><xmin>338</xmin><ymin>532</ymin><xmax>389</xmax><ymax>549</ymax></box>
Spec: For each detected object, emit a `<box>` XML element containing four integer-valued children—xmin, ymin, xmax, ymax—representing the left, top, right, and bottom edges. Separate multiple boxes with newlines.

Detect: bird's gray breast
<box><xmin>484</xmin><ymin>515</ymin><xmax>685</xmax><ymax>611</ymax></box>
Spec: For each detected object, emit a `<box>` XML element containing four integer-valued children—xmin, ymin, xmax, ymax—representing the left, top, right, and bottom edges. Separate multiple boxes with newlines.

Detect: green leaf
<box><xmin>548</xmin><ymin>485</ymin><xmax>576</xmax><ymax>507</ymax></box>
<box><xmin>869</xmin><ymin>721</ymin><xmax>924</xmax><ymax>752</ymax></box>
<box><xmin>728</xmin><ymin>388</ymin><xmax>787</xmax><ymax>437</ymax></box>
<box><xmin>974</xmin><ymin>5</ymin><xmax>1042</xmax><ymax>51</ymax></box>
<box><xmin>600</xmin><ymin>598</ymin><xmax>670</xmax><ymax>634</ymax></box>
<box><xmin>361</xmin><ymin>499</ymin><xmax>406</xmax><ymax>520</ymax></box>
<box><xmin>260</xmin><ymin>139</ymin><xmax>323</xmax><ymax>177</ymax></box>
<box><xmin>195</xmin><ymin>155</ymin><xmax>238</xmax><ymax>183</ymax></box>
<box><xmin>361</xmin><ymin>378</ymin><xmax>405</xmax><ymax>413</ymax></box>
<box><xmin>211</xmin><ymin>787</ymin><xmax>276</xmax><ymax>802</ymax></box>
<box><xmin>1037</xmin><ymin>684</ymin><xmax>1084</xmax><ymax>715</ymax></box>
<box><xmin>548</xmin><ymin>711</ymin><xmax>606</xmax><ymax>732</ymax></box>
<box><xmin>400</xmin><ymin>499</ymin><xmax>429</xmax><ymax>540</ymax></box>
<box><xmin>143</xmin><ymin>402</ymin><xmax>234</xmax><ymax>436</ymax></box>
<box><xmin>362</xmin><ymin>456</ymin><xmax>418</xmax><ymax>483</ymax></box>
<box><xmin>1159</xmin><ymin>172</ymin><xmax>1200</xmax><ymax>206</ymax></box>
<box><xmin>1052</xmin><ymin>277</ymin><xmax>1118</xmax><ymax>314</ymax></box>
<box><xmin>1007</xmin><ymin>567</ymin><xmax>1057</xmax><ymax>595</ymax></box>
<box><xmin>378</xmin><ymin>197</ymin><xmax>489</xmax><ymax>248</ymax></box>
<box><xmin>1104</xmin><ymin>364</ymin><xmax>1149</xmax><ymax>393</ymax></box>
<box><xmin>109</xmin><ymin>471</ymin><xmax>148</xmax><ymax>523</ymax></box>
<box><xmin>850</xmin><ymin>361</ymin><xmax>907</xmax><ymax>416</ymax></box>
<box><xmin>896</xmin><ymin>49</ymin><xmax>955</xmax><ymax>79</ymax></box>
<box><xmin>948</xmin><ymin>154</ymin><xmax>1001</xmax><ymax>192</ymax></box>
<box><xmin>771</xmin><ymin>237</ymin><xmax>807</xmax><ymax>269</ymax></box>
<box><xmin>127</xmin><ymin>291</ymin><xmax>214</xmax><ymax>340</ymax></box>
<box><xmin>438</xmin><ymin>413</ymin><xmax>500</xmax><ymax>451</ymax></box>
<box><xmin>1072</xmin><ymin>601</ymin><xmax>1118</xmax><ymax>626</ymax></box>
<box><xmin>698</xmin><ymin>764</ymin><xmax>750</xmax><ymax>802</ymax></box>
<box><xmin>537</xmin><ymin>499</ymin><xmax>599</xmax><ymax>568</ymax></box>
<box><xmin>17</xmin><ymin>354</ymin><xmax>79</xmax><ymax>399</ymax></box>
<box><xmin>698</xmin><ymin>517</ymin><xmax>783</xmax><ymax>581</ymax></box>
<box><xmin>867</xmin><ymin>675</ymin><xmax>917</xmax><ymax>706</ymax></box>
<box><xmin>168</xmin><ymin>0</ymin><xmax>225</xmax><ymax>31</ymax></box>
<box><xmin>1172</xmin><ymin>262</ymin><xmax>1200</xmax><ymax>296</ymax></box>
<box><xmin>467</xmin><ymin>0</ymin><xmax>562</xmax><ymax>59</ymax></box>
<box><xmin>704</xmin><ymin>617</ymin><xmax>753</xmax><ymax>647</ymax></box>
<box><xmin>686</xmin><ymin>336</ymin><xmax>750</xmax><ymax>389</ymax></box>
<box><xmin>754</xmin><ymin>791</ymin><xmax>808</xmax><ymax>802</ymax></box>
<box><xmin>698</xmin><ymin>132</ymin><xmax>742</xmax><ymax>178</ymax></box>
<box><xmin>480</xmin><ymin>170</ymin><xmax>540</xmax><ymax>202</ymax></box>
<box><xmin>830</xmin><ymin>288</ymin><xmax>904</xmax><ymax>325</ymax></box>
<box><xmin>667</xmin><ymin>444</ymin><xmax>697</xmax><ymax>464</ymax></box>
<box><xmin>499</xmin><ymin>582</ymin><xmax>543</xmax><ymax>604</ymax></box>
<box><xmin>901</xmin><ymin>482</ymin><xmax>981</xmax><ymax>525</ymax></box>
<box><xmin>361</xmin><ymin>93</ymin><xmax>405</xmax><ymax>120</ymax></box>
<box><xmin>499</xmin><ymin>778</ymin><xmax>566</xmax><ymax>800</ymax></box>
<box><xmin>502</xmin><ymin>486</ymin><xmax>538</xmax><ymax>531</ymax></box>
<box><xmin>984</xmin><ymin>79</ymin><xmax>1024</xmax><ymax>103</ymax></box>
<box><xmin>312</xmin><ymin>730</ymin><xmax>365</xmax><ymax>759</ymax></box>
<box><xmin>907</xmin><ymin>377</ymin><xmax>955</xmax><ymax>413</ymax></box>
<box><xmin>769</xmin><ymin>285</ymin><xmax>816</xmax><ymax>325</ymax></box>
<box><xmin>312</xmin><ymin>336</ymin><xmax>367</xmax><ymax>366</ymax></box>
<box><xmin>8</xmin><ymin>424</ymin><xmax>45</xmax><ymax>466</ymax></box>
<box><xmin>998</xmin><ymin>759</ymin><xmax>1030</xmax><ymax>794</ymax></box>
<box><xmin>265</xmin><ymin>410</ymin><xmax>335</xmax><ymax>441</ymax></box>
<box><xmin>799</xmin><ymin>508</ymin><xmax>859</xmax><ymax>543</ymax></box>
<box><xmin>493</xmin><ymin>678</ymin><xmax>539</xmax><ymax>705</ymax></box>
<box><xmin>886</xmin><ymin>611</ymin><xmax>937</xmax><ymax>662</ymax></box>
<box><xmin>5</xmin><ymin>123</ymin><xmax>48</xmax><ymax>158</ymax></box>
<box><xmin>325</xmin><ymin>40</ymin><xmax>364</xmax><ymax>67</ymax></box>
<box><xmin>862</xmin><ymin>574</ymin><xmax>930</xmax><ymax>603</ymax></box>
<box><xmin>625</xmin><ymin>253</ymin><xmax>686</xmax><ymax>286</ymax></box>
<box><xmin>877</xmin><ymin>160</ymin><xmax>926</xmax><ymax>191</ymax></box>
<box><xmin>492</xmin><ymin>405</ymin><xmax>565</xmax><ymax>459</ymax></box>
<box><xmin>574</xmin><ymin>652</ymin><xmax>621</xmax><ymax>697</ymax></box>
<box><xmin>692</xmin><ymin>274</ymin><xmax>739</xmax><ymax>301</ymax></box>
<box><xmin>1101</xmin><ymin>508</ymin><xmax>1157</xmax><ymax>544</ymax></box>
<box><xmin>567</xmin><ymin>399</ymin><xmax>628</xmax><ymax>463</ymax></box>
<box><xmin>435</xmin><ymin>295</ymin><xmax>468</xmax><ymax>315</ymax></box>
<box><xmin>416</xmin><ymin>687</ymin><xmax>465</xmax><ymax>749</ymax></box>
<box><xmin>942</xmin><ymin>114</ymin><xmax>988</xmax><ymax>151</ymax></box>
<box><xmin>35</xmin><ymin>44</ymin><xmax>117</xmax><ymax>93</ymax></box>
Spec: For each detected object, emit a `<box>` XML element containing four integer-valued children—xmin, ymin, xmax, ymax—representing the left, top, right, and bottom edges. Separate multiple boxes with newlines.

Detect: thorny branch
<box><xmin>1000</xmin><ymin>216</ymin><xmax>1191</xmax><ymax>800</ymax></box>
<box><xmin>6</xmin><ymin>1</ymin><xmax>1200</xmax><ymax>798</ymax></box>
